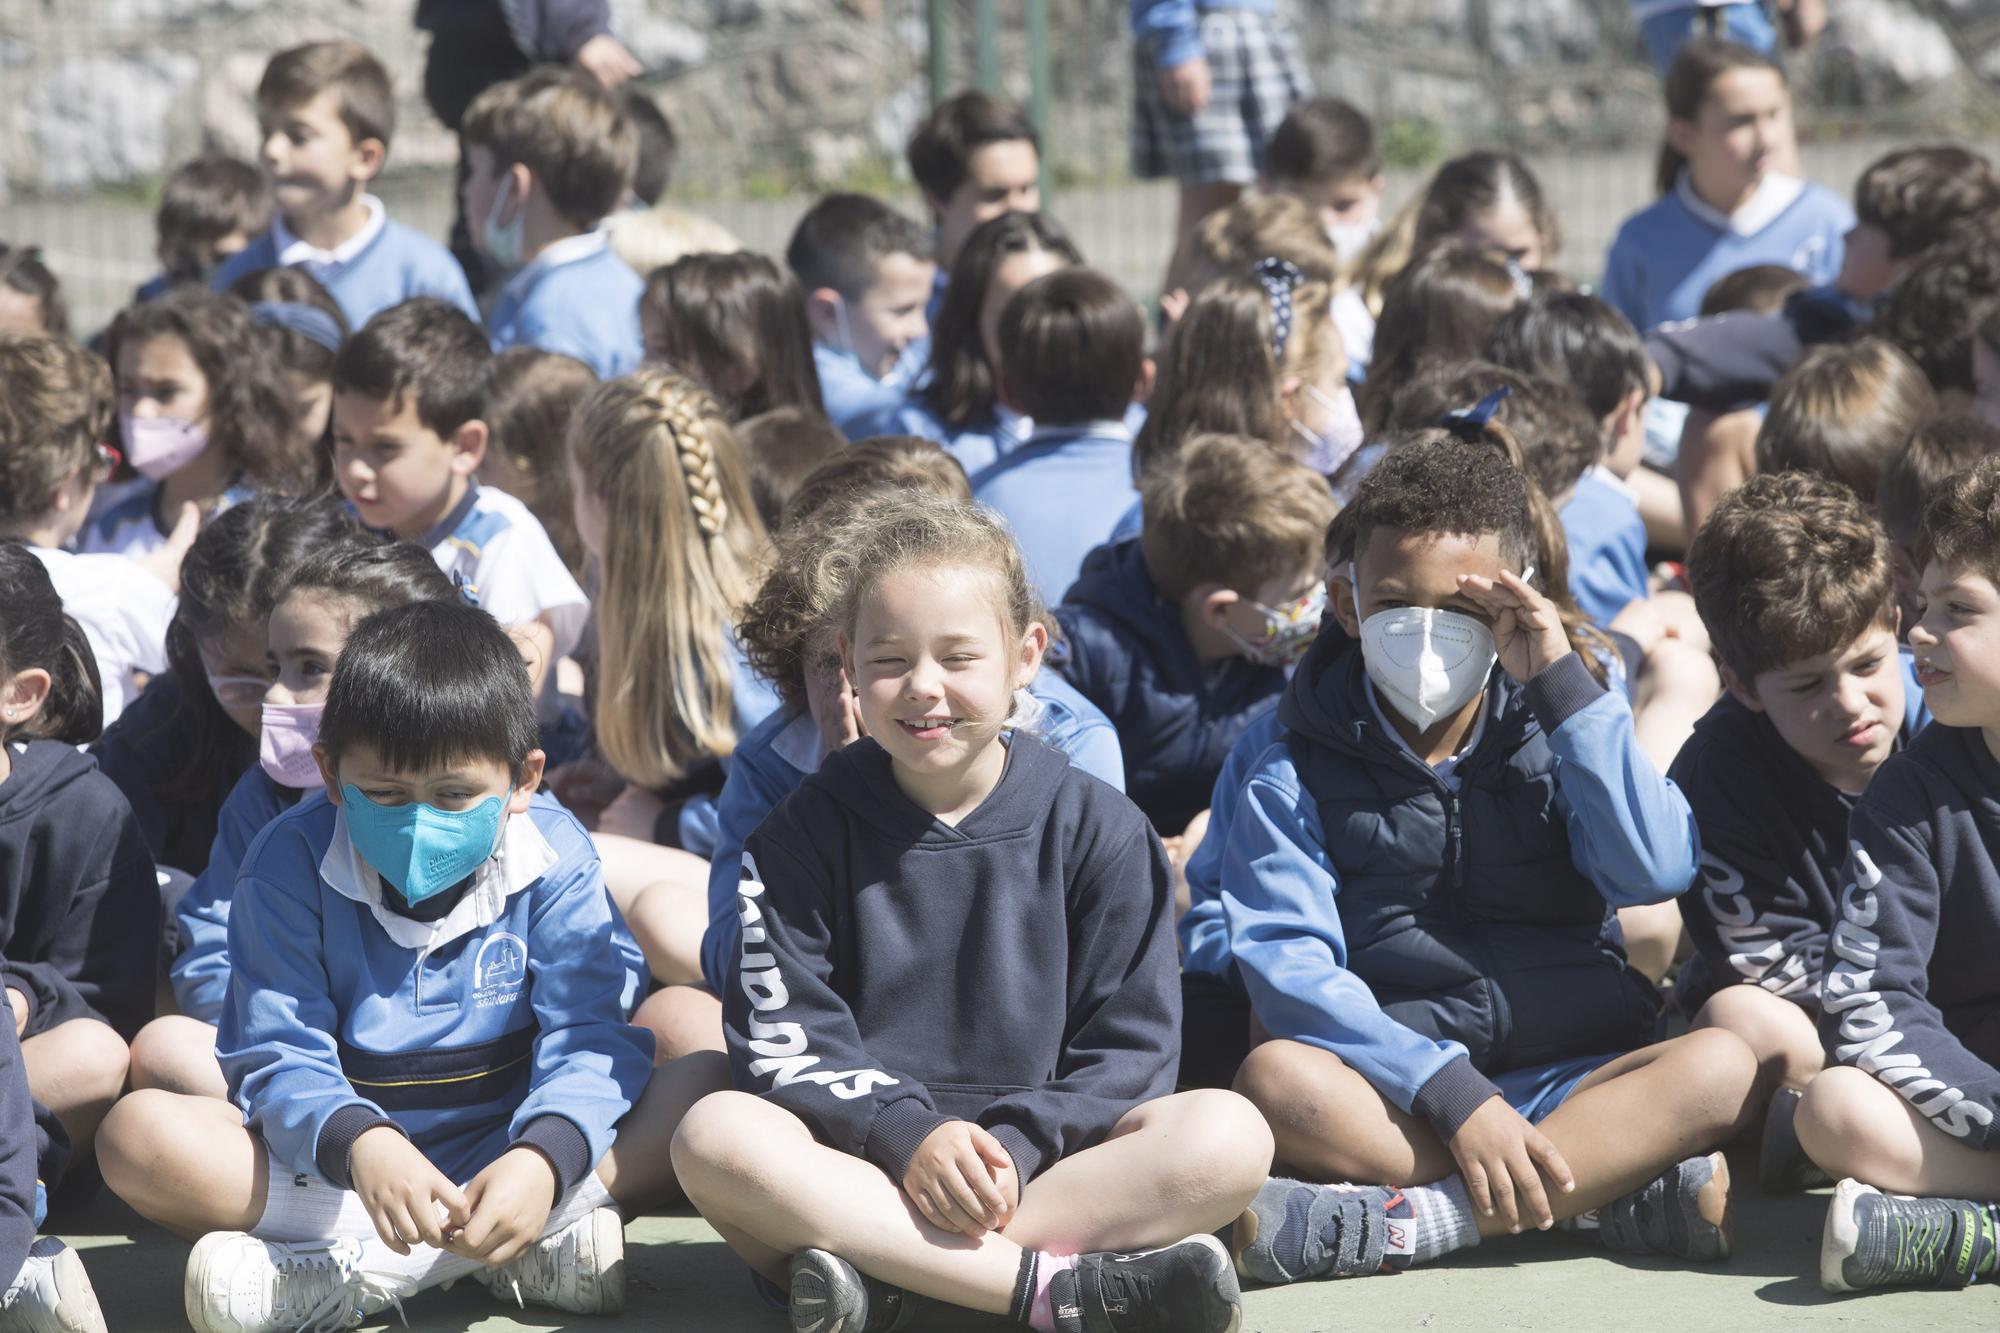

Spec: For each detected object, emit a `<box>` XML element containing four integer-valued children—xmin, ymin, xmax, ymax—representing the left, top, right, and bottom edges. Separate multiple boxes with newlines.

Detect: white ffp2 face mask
<box><xmin>1358</xmin><ymin>605</ymin><xmax>1497</xmax><ymax>732</ymax></box>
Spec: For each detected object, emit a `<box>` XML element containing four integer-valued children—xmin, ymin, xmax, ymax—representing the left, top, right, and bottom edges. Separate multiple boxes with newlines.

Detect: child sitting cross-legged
<box><xmin>1797</xmin><ymin>454</ymin><xmax>2000</xmax><ymax>1293</ymax></box>
<box><xmin>1220</xmin><ymin>432</ymin><xmax>1759</xmax><ymax>1285</ymax></box>
<box><xmin>98</xmin><ymin>600</ymin><xmax>692</xmax><ymax>1331</ymax></box>
<box><xmin>1674</xmin><ymin>472</ymin><xmax>1924</xmax><ymax>1194</ymax></box>
<box><xmin>670</xmin><ymin>492</ymin><xmax>1270</xmax><ymax>1333</ymax></box>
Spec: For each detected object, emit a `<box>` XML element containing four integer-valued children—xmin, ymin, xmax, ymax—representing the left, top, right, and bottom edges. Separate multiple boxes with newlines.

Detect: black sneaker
<box><xmin>1050</xmin><ymin>1233</ymin><xmax>1241</xmax><ymax>1333</ymax></box>
<box><xmin>1580</xmin><ymin>1151</ymin><xmax>1732</xmax><ymax>1261</ymax></box>
<box><xmin>787</xmin><ymin>1249</ymin><xmax>923</xmax><ymax>1333</ymax></box>
<box><xmin>1760</xmin><ymin>1087</ymin><xmax>1833</xmax><ymax>1194</ymax></box>
<box><xmin>1821</xmin><ymin>1178</ymin><xmax>2000</xmax><ymax>1293</ymax></box>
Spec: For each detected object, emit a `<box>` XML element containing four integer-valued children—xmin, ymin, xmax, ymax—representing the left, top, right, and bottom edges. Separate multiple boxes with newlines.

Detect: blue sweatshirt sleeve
<box><xmin>702</xmin><ymin>740</ymin><xmax>805</xmax><ymax>992</ymax></box>
<box><xmin>1533</xmin><ymin>655</ymin><xmax>1701</xmax><ymax>907</ymax></box>
<box><xmin>505</xmin><ymin>834</ymin><xmax>655</xmax><ymax>1193</ymax></box>
<box><xmin>1131</xmin><ymin>0</ymin><xmax>1203</xmax><ymax>69</ymax></box>
<box><xmin>1820</xmin><ymin>782</ymin><xmax>2000</xmax><ymax>1149</ymax></box>
<box><xmin>976</xmin><ymin>820</ymin><xmax>1180</xmax><ymax>1187</ymax></box>
<box><xmin>172</xmin><ymin>779</ymin><xmax>289</xmax><ymax>1024</ymax></box>
<box><xmin>1180</xmin><ymin>710</ymin><xmax>1285</xmax><ymax>977</ymax></box>
<box><xmin>1220</xmin><ymin>745</ymin><xmax>1503</xmax><ymax>1139</ymax></box>
<box><xmin>220</xmin><ymin>864</ymin><xmax>392</xmax><ymax>1184</ymax></box>
<box><xmin>725</xmin><ymin>830</ymin><xmax>946</xmax><ymax>1183</ymax></box>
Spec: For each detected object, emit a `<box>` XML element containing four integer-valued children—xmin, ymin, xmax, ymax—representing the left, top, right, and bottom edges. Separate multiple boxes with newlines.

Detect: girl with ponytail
<box><xmin>564</xmin><ymin>369</ymin><xmax>779</xmax><ymax>1019</ymax></box>
<box><xmin>0</xmin><ymin>543</ymin><xmax>159</xmax><ymax>1157</ymax></box>
<box><xmin>1600</xmin><ymin>37</ymin><xmax>1850</xmax><ymax>334</ymax></box>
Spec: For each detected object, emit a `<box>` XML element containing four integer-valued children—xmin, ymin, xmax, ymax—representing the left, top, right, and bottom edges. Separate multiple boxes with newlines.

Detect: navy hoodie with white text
<box><xmin>725</xmin><ymin>734</ymin><xmax>1179</xmax><ymax>1189</ymax></box>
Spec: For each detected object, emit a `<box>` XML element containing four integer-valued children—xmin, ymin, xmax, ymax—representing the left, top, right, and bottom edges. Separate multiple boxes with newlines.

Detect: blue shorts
<box><xmin>1491</xmin><ymin>1053</ymin><xmax>1621</xmax><ymax>1124</ymax></box>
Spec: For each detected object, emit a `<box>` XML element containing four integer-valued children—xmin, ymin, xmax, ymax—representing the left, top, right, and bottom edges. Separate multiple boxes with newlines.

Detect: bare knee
<box><xmin>27</xmin><ymin>1018</ymin><xmax>131</xmax><ymax>1101</ymax></box>
<box><xmin>1659</xmin><ymin>1027</ymin><xmax>1760</xmax><ymax>1140</ymax></box>
<box><xmin>1694</xmin><ymin>987</ymin><xmax>1823</xmax><ymax>1091</ymax></box>
<box><xmin>128</xmin><ymin>1016</ymin><xmax>219</xmax><ymax>1094</ymax></box>
<box><xmin>97</xmin><ymin>1087</ymin><xmax>180</xmax><ymax>1207</ymax></box>
<box><xmin>633</xmin><ymin>985</ymin><xmax>724</xmax><ymax>1065</ymax></box>
<box><xmin>1234</xmin><ymin>1040</ymin><xmax>1407</xmax><ymax>1182</ymax></box>
<box><xmin>1146</xmin><ymin>1089</ymin><xmax>1274</xmax><ymax>1191</ymax></box>
<box><xmin>1795</xmin><ymin>1065</ymin><xmax>1888</xmax><ymax>1176</ymax></box>
<box><xmin>669</xmin><ymin>1091</ymin><xmax>771</xmax><ymax>1203</ymax></box>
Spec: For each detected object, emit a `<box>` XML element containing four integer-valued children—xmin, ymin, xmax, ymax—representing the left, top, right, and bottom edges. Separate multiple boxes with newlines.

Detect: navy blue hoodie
<box><xmin>0</xmin><ymin>1011</ymin><xmax>63</xmax><ymax>1284</ymax></box>
<box><xmin>92</xmin><ymin>672</ymin><xmax>255</xmax><ymax>877</ymax></box>
<box><xmin>725</xmin><ymin>734</ymin><xmax>1179</xmax><ymax>1189</ymax></box>
<box><xmin>1822</xmin><ymin>723</ymin><xmax>2000</xmax><ymax>1149</ymax></box>
<box><xmin>0</xmin><ymin>741</ymin><xmax>158</xmax><ymax>1040</ymax></box>
<box><xmin>1054</xmin><ymin>538</ymin><xmax>1286</xmax><ymax>835</ymax></box>
<box><xmin>1671</xmin><ymin>660</ymin><xmax>1926</xmax><ymax>1018</ymax></box>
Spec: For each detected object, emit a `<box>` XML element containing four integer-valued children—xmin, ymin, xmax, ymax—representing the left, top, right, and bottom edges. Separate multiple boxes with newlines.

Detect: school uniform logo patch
<box><xmin>472</xmin><ymin>931</ymin><xmax>529</xmax><ymax>1009</ymax></box>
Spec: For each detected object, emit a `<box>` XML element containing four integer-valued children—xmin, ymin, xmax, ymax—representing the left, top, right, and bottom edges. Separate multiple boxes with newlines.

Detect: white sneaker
<box><xmin>0</xmin><ymin>1238</ymin><xmax>106</xmax><ymax>1333</ymax></box>
<box><xmin>480</xmin><ymin>1206</ymin><xmax>625</xmax><ymax>1315</ymax></box>
<box><xmin>183</xmin><ymin>1233</ymin><xmax>416</xmax><ymax>1333</ymax></box>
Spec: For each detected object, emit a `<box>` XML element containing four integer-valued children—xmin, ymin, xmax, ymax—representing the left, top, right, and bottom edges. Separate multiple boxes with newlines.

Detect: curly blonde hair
<box><xmin>567</xmin><ymin>369</ymin><xmax>768</xmax><ymax>788</ymax></box>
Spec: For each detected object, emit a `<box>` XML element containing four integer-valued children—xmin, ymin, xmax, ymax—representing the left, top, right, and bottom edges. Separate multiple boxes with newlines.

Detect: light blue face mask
<box><xmin>341</xmin><ymin>785</ymin><xmax>509</xmax><ymax>905</ymax></box>
<box><xmin>481</xmin><ymin>175</ymin><xmax>525</xmax><ymax>272</ymax></box>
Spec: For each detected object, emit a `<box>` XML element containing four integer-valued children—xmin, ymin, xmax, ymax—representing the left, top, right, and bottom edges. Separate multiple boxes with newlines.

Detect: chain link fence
<box><xmin>3</xmin><ymin>0</ymin><xmax>1998</xmax><ymax>332</ymax></box>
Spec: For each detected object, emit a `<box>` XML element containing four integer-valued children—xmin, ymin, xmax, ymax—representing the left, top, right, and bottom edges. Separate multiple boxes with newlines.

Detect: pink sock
<box><xmin>1026</xmin><ymin>1251</ymin><xmax>1077</xmax><ymax>1332</ymax></box>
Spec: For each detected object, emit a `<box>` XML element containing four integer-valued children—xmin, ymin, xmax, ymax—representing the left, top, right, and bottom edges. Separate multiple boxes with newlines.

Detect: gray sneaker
<box><xmin>1821</xmin><ymin>1178</ymin><xmax>1999</xmax><ymax>1293</ymax></box>
<box><xmin>1576</xmin><ymin>1151</ymin><xmax>1732</xmax><ymax>1262</ymax></box>
<box><xmin>787</xmin><ymin>1249</ymin><xmax>923</xmax><ymax>1333</ymax></box>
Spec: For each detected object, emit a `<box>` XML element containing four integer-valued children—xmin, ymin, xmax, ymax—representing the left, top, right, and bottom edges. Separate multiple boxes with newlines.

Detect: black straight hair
<box><xmin>332</xmin><ymin>297</ymin><xmax>491</xmax><ymax>438</ymax></box>
<box><xmin>282</xmin><ymin>540</ymin><xmax>458</xmax><ymax>616</ymax></box>
<box><xmin>786</xmin><ymin>193</ymin><xmax>933</xmax><ymax>302</ymax></box>
<box><xmin>0</xmin><ymin>542</ymin><xmax>102</xmax><ymax>745</ymax></box>
<box><xmin>997</xmin><ymin>267</ymin><xmax>1143</xmax><ymax>424</ymax></box>
<box><xmin>319</xmin><ymin>600</ymin><xmax>538</xmax><ymax>776</ymax></box>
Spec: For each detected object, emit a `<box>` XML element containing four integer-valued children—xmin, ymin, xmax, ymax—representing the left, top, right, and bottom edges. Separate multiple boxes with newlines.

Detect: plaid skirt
<box><xmin>1131</xmin><ymin>7</ymin><xmax>1311</xmax><ymax>186</ymax></box>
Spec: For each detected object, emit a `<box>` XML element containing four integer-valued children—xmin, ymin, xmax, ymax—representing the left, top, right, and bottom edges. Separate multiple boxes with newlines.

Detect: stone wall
<box><xmin>0</xmin><ymin>0</ymin><xmax>1990</xmax><ymax>200</ymax></box>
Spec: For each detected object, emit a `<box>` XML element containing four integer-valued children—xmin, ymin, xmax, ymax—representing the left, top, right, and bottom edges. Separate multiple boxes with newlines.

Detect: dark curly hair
<box><xmin>1918</xmin><ymin>452</ymin><xmax>2000</xmax><ymax>589</ymax></box>
<box><xmin>1874</xmin><ymin>219</ymin><xmax>2000</xmax><ymax>395</ymax></box>
<box><xmin>1854</xmin><ymin>144</ymin><xmax>2000</xmax><ymax>260</ymax></box>
<box><xmin>1688</xmin><ymin>471</ymin><xmax>1896</xmax><ymax>684</ymax></box>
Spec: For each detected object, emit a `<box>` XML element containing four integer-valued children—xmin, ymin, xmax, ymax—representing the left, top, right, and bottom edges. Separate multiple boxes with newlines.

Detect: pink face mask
<box><xmin>120</xmin><ymin>413</ymin><xmax>209</xmax><ymax>481</ymax></box>
<box><xmin>259</xmin><ymin>700</ymin><xmax>326</xmax><ymax>790</ymax></box>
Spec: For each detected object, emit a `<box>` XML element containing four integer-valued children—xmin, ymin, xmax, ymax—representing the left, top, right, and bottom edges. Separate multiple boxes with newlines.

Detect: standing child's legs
<box><xmin>127</xmin><ymin>1015</ymin><xmax>228</xmax><ymax>1099</ymax></box>
<box><xmin>21</xmin><ymin>1019</ymin><xmax>130</xmax><ymax>1159</ymax></box>
<box><xmin>1164</xmin><ymin>182</ymin><xmax>1243</xmax><ymax>296</ymax></box>
<box><xmin>673</xmin><ymin>1087</ymin><xmax>1270</xmax><ymax>1314</ymax></box>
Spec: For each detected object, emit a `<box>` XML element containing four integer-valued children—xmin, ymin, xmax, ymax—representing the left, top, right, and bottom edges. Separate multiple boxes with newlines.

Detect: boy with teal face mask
<box><xmin>96</xmin><ymin>601</ymin><xmax>701</xmax><ymax>1333</ymax></box>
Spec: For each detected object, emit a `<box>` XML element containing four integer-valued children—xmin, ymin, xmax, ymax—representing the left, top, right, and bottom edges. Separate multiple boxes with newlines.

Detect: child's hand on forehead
<box><xmin>1455</xmin><ymin>568</ymin><xmax>1571</xmax><ymax>683</ymax></box>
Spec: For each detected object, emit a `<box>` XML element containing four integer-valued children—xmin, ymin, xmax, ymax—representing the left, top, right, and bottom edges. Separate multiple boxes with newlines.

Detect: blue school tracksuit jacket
<box><xmin>696</xmin><ymin>674</ymin><xmax>1127</xmax><ymax>993</ymax></box>
<box><xmin>1671</xmin><ymin>654</ymin><xmax>1926</xmax><ymax>1019</ymax></box>
<box><xmin>725</xmin><ymin>734</ymin><xmax>1179</xmax><ymax>1188</ymax></box>
<box><xmin>973</xmin><ymin>421</ymin><xmax>1141</xmax><ymax>609</ymax></box>
<box><xmin>1053</xmin><ymin>536</ymin><xmax>1288</xmax><ymax>836</ymax></box>
<box><xmin>211</xmin><ymin>218</ymin><xmax>478</xmax><ymax>331</ymax></box>
<box><xmin>1822</xmin><ymin>722</ymin><xmax>2000</xmax><ymax>1150</ymax></box>
<box><xmin>1131</xmin><ymin>0</ymin><xmax>1277</xmax><ymax>67</ymax></box>
<box><xmin>218</xmin><ymin>792</ymin><xmax>653</xmax><ymax>1193</ymax></box>
<box><xmin>1560</xmin><ymin>468</ymin><xmax>1650</xmax><ymax>627</ymax></box>
<box><xmin>185</xmin><ymin>773</ymin><xmax>648</xmax><ymax>1030</ymax></box>
<box><xmin>850</xmin><ymin>397</ymin><xmax>1025</xmax><ymax>477</ymax></box>
<box><xmin>814</xmin><ymin>343</ymin><xmax>911</xmax><ymax>441</ymax></box>
<box><xmin>1213</xmin><ymin>633</ymin><xmax>1699</xmax><ymax>1139</ymax></box>
<box><xmin>1599</xmin><ymin>173</ymin><xmax>1853</xmax><ymax>333</ymax></box>
<box><xmin>486</xmin><ymin>233</ymin><xmax>645</xmax><ymax>381</ymax></box>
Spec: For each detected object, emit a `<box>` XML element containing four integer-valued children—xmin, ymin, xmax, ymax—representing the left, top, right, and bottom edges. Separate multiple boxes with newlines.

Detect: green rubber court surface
<box><xmin>57</xmin><ymin>1153</ymin><xmax>2000</xmax><ymax>1331</ymax></box>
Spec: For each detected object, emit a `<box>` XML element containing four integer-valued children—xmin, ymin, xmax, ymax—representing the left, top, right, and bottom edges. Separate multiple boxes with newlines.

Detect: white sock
<box><xmin>541</xmin><ymin>1171</ymin><xmax>617</xmax><ymax>1239</ymax></box>
<box><xmin>253</xmin><ymin>1156</ymin><xmax>379</xmax><ymax>1243</ymax></box>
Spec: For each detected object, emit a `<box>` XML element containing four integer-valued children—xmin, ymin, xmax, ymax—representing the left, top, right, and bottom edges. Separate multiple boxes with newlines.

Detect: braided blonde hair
<box><xmin>567</xmin><ymin>368</ymin><xmax>769</xmax><ymax>788</ymax></box>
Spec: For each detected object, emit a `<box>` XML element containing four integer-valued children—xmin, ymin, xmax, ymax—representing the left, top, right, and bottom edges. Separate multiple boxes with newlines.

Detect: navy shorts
<box><xmin>1132</xmin><ymin>8</ymin><xmax>1311</xmax><ymax>186</ymax></box>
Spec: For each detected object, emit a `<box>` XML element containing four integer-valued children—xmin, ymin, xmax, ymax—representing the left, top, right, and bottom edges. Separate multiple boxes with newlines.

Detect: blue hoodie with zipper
<box><xmin>218</xmin><ymin>792</ymin><xmax>653</xmax><ymax>1193</ymax></box>
<box><xmin>1216</xmin><ymin>632</ymin><xmax>1699</xmax><ymax>1140</ymax></box>
<box><xmin>1054</xmin><ymin>536</ymin><xmax>1287</xmax><ymax>836</ymax></box>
